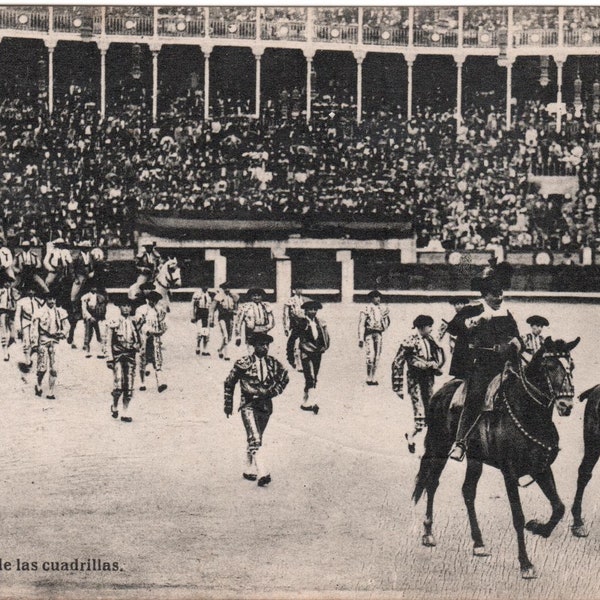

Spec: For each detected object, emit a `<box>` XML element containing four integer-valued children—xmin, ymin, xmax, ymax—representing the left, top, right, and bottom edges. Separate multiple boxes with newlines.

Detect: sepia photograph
<box><xmin>0</xmin><ymin>3</ymin><xmax>599</xmax><ymax>599</ymax></box>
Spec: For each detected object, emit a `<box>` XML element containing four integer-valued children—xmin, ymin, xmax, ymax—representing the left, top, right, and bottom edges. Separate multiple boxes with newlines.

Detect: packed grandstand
<box><xmin>0</xmin><ymin>5</ymin><xmax>599</xmax><ymax>255</ymax></box>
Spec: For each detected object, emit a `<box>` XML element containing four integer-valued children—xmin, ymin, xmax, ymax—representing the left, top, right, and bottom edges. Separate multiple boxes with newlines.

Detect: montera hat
<box><xmin>248</xmin><ymin>332</ymin><xmax>274</xmax><ymax>346</ymax></box>
<box><xmin>247</xmin><ymin>288</ymin><xmax>266</xmax><ymax>297</ymax></box>
<box><xmin>146</xmin><ymin>291</ymin><xmax>162</xmax><ymax>303</ymax></box>
<box><xmin>367</xmin><ymin>290</ymin><xmax>382</xmax><ymax>299</ymax></box>
<box><xmin>449</xmin><ymin>296</ymin><xmax>470</xmax><ymax>305</ymax></box>
<box><xmin>526</xmin><ymin>315</ymin><xmax>550</xmax><ymax>327</ymax></box>
<box><xmin>413</xmin><ymin>314</ymin><xmax>434</xmax><ymax>329</ymax></box>
<box><xmin>302</xmin><ymin>300</ymin><xmax>323</xmax><ymax>311</ymax></box>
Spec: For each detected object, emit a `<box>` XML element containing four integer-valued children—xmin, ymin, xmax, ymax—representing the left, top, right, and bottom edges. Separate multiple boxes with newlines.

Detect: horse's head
<box><xmin>158</xmin><ymin>257</ymin><xmax>182</xmax><ymax>289</ymax></box>
<box><xmin>530</xmin><ymin>336</ymin><xmax>580</xmax><ymax>416</ymax></box>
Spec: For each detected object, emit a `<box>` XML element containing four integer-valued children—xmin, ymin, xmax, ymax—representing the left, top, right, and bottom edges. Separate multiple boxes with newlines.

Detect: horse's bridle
<box><xmin>516</xmin><ymin>351</ymin><xmax>575</xmax><ymax>409</ymax></box>
<box><xmin>158</xmin><ymin>264</ymin><xmax>179</xmax><ymax>288</ymax></box>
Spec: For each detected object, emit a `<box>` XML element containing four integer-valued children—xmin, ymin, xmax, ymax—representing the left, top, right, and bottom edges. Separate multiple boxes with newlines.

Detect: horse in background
<box><xmin>571</xmin><ymin>384</ymin><xmax>600</xmax><ymax>538</ymax></box>
<box><xmin>128</xmin><ymin>257</ymin><xmax>182</xmax><ymax>312</ymax></box>
<box><xmin>413</xmin><ymin>337</ymin><xmax>579</xmax><ymax>579</ymax></box>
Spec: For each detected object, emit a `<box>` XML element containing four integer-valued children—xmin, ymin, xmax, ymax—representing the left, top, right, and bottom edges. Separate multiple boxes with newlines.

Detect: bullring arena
<box><xmin>2</xmin><ymin>4</ymin><xmax>600</xmax><ymax>600</ymax></box>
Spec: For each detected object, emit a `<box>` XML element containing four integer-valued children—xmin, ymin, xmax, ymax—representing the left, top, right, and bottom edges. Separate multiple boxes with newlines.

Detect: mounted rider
<box><xmin>135</xmin><ymin>241</ymin><xmax>162</xmax><ymax>282</ymax></box>
<box><xmin>71</xmin><ymin>240</ymin><xmax>95</xmax><ymax>302</ymax></box>
<box><xmin>14</xmin><ymin>240</ymin><xmax>48</xmax><ymax>295</ymax></box>
<box><xmin>44</xmin><ymin>238</ymin><xmax>71</xmax><ymax>288</ymax></box>
<box><xmin>0</xmin><ymin>233</ymin><xmax>15</xmax><ymax>281</ymax></box>
<box><xmin>448</xmin><ymin>262</ymin><xmax>522</xmax><ymax>462</ymax></box>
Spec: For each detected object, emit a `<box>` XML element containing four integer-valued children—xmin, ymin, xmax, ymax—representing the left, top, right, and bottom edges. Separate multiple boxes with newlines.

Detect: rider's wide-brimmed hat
<box><xmin>471</xmin><ymin>260</ymin><xmax>513</xmax><ymax>294</ymax></box>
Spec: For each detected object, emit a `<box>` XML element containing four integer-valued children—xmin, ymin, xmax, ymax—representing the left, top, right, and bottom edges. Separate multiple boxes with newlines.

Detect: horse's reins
<box><xmin>500</xmin><ymin>350</ymin><xmax>574</xmax><ymax>459</ymax></box>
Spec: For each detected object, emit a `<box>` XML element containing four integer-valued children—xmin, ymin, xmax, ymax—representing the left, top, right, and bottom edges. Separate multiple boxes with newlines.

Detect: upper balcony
<box><xmin>0</xmin><ymin>6</ymin><xmax>599</xmax><ymax>54</ymax></box>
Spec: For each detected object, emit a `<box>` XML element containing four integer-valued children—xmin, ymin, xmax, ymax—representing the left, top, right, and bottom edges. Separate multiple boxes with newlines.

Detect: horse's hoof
<box><xmin>422</xmin><ymin>534</ymin><xmax>436</xmax><ymax>547</ymax></box>
<box><xmin>521</xmin><ymin>566</ymin><xmax>538</xmax><ymax>580</ymax></box>
<box><xmin>572</xmin><ymin>524</ymin><xmax>589</xmax><ymax>538</ymax></box>
<box><xmin>473</xmin><ymin>545</ymin><xmax>491</xmax><ymax>557</ymax></box>
<box><xmin>525</xmin><ymin>519</ymin><xmax>551</xmax><ymax>538</ymax></box>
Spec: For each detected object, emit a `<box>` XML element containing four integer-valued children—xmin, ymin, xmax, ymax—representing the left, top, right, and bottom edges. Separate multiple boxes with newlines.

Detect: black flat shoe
<box><xmin>120</xmin><ymin>416</ymin><xmax>132</xmax><ymax>423</ymax></box>
<box><xmin>158</xmin><ymin>384</ymin><xmax>167</xmax><ymax>393</ymax></box>
<box><xmin>46</xmin><ymin>394</ymin><xmax>56</xmax><ymax>400</ymax></box>
<box><xmin>111</xmin><ymin>408</ymin><xmax>119</xmax><ymax>419</ymax></box>
<box><xmin>405</xmin><ymin>433</ymin><xmax>416</xmax><ymax>454</ymax></box>
<box><xmin>243</xmin><ymin>473</ymin><xmax>257</xmax><ymax>481</ymax></box>
<box><xmin>257</xmin><ymin>474</ymin><xmax>271</xmax><ymax>487</ymax></box>
<box><xmin>34</xmin><ymin>385</ymin><xmax>43</xmax><ymax>397</ymax></box>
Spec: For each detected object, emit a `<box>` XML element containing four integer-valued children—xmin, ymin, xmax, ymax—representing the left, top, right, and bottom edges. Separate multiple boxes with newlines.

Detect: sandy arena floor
<box><xmin>0</xmin><ymin>300</ymin><xmax>598</xmax><ymax>600</ymax></box>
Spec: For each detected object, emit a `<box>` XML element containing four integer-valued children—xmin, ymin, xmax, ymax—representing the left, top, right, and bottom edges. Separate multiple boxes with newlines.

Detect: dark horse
<box><xmin>413</xmin><ymin>337</ymin><xmax>579</xmax><ymax>579</ymax></box>
<box><xmin>571</xmin><ymin>383</ymin><xmax>600</xmax><ymax>538</ymax></box>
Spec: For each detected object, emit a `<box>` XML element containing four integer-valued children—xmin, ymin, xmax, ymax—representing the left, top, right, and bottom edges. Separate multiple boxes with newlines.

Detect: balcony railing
<box><xmin>463</xmin><ymin>29</ymin><xmax>499</xmax><ymax>47</ymax></box>
<box><xmin>564</xmin><ymin>28</ymin><xmax>600</xmax><ymax>46</ymax></box>
<box><xmin>105</xmin><ymin>15</ymin><xmax>154</xmax><ymax>36</ymax></box>
<box><xmin>0</xmin><ymin>8</ymin><xmax>48</xmax><ymax>32</ymax></box>
<box><xmin>413</xmin><ymin>28</ymin><xmax>458</xmax><ymax>47</ymax></box>
<box><xmin>363</xmin><ymin>25</ymin><xmax>409</xmax><ymax>46</ymax></box>
<box><xmin>157</xmin><ymin>17</ymin><xmax>204</xmax><ymax>38</ymax></box>
<box><xmin>313</xmin><ymin>23</ymin><xmax>359</xmax><ymax>43</ymax></box>
<box><xmin>53</xmin><ymin>13</ymin><xmax>102</xmax><ymax>35</ymax></box>
<box><xmin>260</xmin><ymin>21</ymin><xmax>307</xmax><ymax>41</ymax></box>
<box><xmin>3</xmin><ymin>6</ymin><xmax>600</xmax><ymax>51</ymax></box>
<box><xmin>513</xmin><ymin>28</ymin><xmax>558</xmax><ymax>46</ymax></box>
<box><xmin>209</xmin><ymin>19</ymin><xmax>256</xmax><ymax>39</ymax></box>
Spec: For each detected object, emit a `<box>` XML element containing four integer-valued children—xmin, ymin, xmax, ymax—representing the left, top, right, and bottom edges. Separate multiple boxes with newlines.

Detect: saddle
<box><xmin>450</xmin><ymin>372</ymin><xmax>505</xmax><ymax>412</ymax></box>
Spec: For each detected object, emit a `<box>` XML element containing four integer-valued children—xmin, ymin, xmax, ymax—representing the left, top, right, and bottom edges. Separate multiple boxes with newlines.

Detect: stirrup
<box><xmin>449</xmin><ymin>442</ymin><xmax>466</xmax><ymax>462</ymax></box>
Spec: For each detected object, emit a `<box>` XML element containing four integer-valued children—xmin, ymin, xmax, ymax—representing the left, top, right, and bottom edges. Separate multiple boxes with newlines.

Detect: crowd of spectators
<box><xmin>3</xmin><ymin>72</ymin><xmax>600</xmax><ymax>253</ymax></box>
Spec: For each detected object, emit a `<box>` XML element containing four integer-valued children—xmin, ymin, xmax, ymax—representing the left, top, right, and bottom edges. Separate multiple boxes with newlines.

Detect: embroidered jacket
<box><xmin>192</xmin><ymin>290</ymin><xmax>212</xmax><ymax>319</ymax></box>
<box><xmin>224</xmin><ymin>354</ymin><xmax>289</xmax><ymax>413</ymax></box>
<box><xmin>210</xmin><ymin>289</ymin><xmax>238</xmax><ymax>321</ymax></box>
<box><xmin>297</xmin><ymin>316</ymin><xmax>330</xmax><ymax>354</ymax></box>
<box><xmin>31</xmin><ymin>304</ymin><xmax>69</xmax><ymax>345</ymax></box>
<box><xmin>15</xmin><ymin>296</ymin><xmax>44</xmax><ymax>331</ymax></box>
<box><xmin>106</xmin><ymin>315</ymin><xmax>141</xmax><ymax>361</ymax></box>
<box><xmin>235</xmin><ymin>301</ymin><xmax>275</xmax><ymax>337</ymax></box>
<box><xmin>283</xmin><ymin>294</ymin><xmax>310</xmax><ymax>332</ymax></box>
<box><xmin>523</xmin><ymin>332</ymin><xmax>545</xmax><ymax>355</ymax></box>
<box><xmin>135</xmin><ymin>304</ymin><xmax>167</xmax><ymax>337</ymax></box>
<box><xmin>391</xmin><ymin>333</ymin><xmax>445</xmax><ymax>399</ymax></box>
<box><xmin>358</xmin><ymin>303</ymin><xmax>390</xmax><ymax>341</ymax></box>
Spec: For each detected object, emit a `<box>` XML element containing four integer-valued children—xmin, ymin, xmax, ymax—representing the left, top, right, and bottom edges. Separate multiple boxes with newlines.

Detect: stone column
<box><xmin>205</xmin><ymin>249</ymin><xmax>227</xmax><ymax>288</ymax></box>
<box><xmin>406</xmin><ymin>53</ymin><xmax>415</xmax><ymax>119</ymax></box>
<box><xmin>202</xmin><ymin>45</ymin><xmax>212</xmax><ymax>121</ymax></box>
<box><xmin>45</xmin><ymin>40</ymin><xmax>56</xmax><ymax>114</ymax></box>
<box><xmin>304</xmin><ymin>48</ymin><xmax>315</xmax><ymax>123</ymax></box>
<box><xmin>272</xmin><ymin>247</ymin><xmax>291</xmax><ymax>304</ymax></box>
<box><xmin>555</xmin><ymin>57</ymin><xmax>564</xmax><ymax>133</ymax></box>
<box><xmin>336</xmin><ymin>250</ymin><xmax>354</xmax><ymax>303</ymax></box>
<box><xmin>455</xmin><ymin>56</ymin><xmax>464</xmax><ymax>130</ymax></box>
<box><xmin>99</xmin><ymin>41</ymin><xmax>108</xmax><ymax>120</ymax></box>
<box><xmin>506</xmin><ymin>58</ymin><xmax>513</xmax><ymax>129</ymax></box>
<box><xmin>253</xmin><ymin>46</ymin><xmax>264</xmax><ymax>119</ymax></box>
<box><xmin>354</xmin><ymin>50</ymin><xmax>366</xmax><ymax>124</ymax></box>
<box><xmin>150</xmin><ymin>43</ymin><xmax>161</xmax><ymax>123</ymax></box>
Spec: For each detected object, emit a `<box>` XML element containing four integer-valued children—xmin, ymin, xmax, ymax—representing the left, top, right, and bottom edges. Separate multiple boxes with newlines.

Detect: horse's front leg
<box><xmin>503</xmin><ymin>471</ymin><xmax>536</xmax><ymax>579</ymax></box>
<box><xmin>525</xmin><ymin>467</ymin><xmax>564</xmax><ymax>538</ymax></box>
<box><xmin>571</xmin><ymin>438</ymin><xmax>600</xmax><ymax>537</ymax></box>
<box><xmin>463</xmin><ymin>458</ymin><xmax>490</xmax><ymax>556</ymax></box>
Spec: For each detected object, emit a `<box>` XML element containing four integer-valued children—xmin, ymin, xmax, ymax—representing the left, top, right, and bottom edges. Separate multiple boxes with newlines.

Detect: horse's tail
<box><xmin>412</xmin><ymin>379</ymin><xmax>462</xmax><ymax>505</ymax></box>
